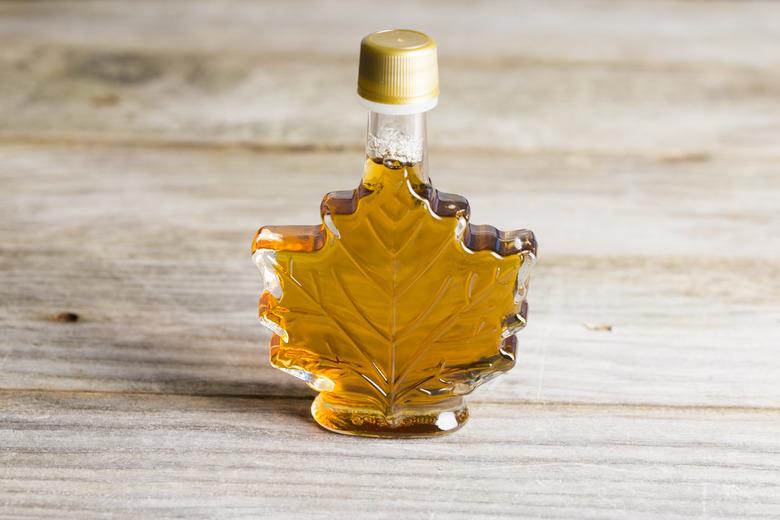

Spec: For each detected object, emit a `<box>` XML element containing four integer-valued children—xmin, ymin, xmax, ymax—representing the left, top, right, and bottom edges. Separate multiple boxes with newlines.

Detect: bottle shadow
<box><xmin>146</xmin><ymin>377</ymin><xmax>318</xmax><ymax>429</ymax></box>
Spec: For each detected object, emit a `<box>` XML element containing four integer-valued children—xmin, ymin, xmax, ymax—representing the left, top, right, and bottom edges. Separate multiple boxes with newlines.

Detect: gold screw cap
<box><xmin>358</xmin><ymin>29</ymin><xmax>439</xmax><ymax>109</ymax></box>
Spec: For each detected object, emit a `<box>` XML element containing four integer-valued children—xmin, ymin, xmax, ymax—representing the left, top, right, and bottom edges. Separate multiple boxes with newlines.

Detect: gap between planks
<box><xmin>0</xmin><ymin>130</ymin><xmax>776</xmax><ymax>164</ymax></box>
<box><xmin>3</xmin><ymin>388</ymin><xmax>780</xmax><ymax>416</ymax></box>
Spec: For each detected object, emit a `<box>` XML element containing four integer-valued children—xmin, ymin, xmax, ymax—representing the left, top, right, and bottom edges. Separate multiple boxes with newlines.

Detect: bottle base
<box><xmin>311</xmin><ymin>394</ymin><xmax>468</xmax><ymax>438</ymax></box>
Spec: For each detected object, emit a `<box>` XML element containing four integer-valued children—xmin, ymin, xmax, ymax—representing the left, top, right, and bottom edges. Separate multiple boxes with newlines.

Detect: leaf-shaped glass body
<box><xmin>252</xmin><ymin>156</ymin><xmax>536</xmax><ymax>437</ymax></box>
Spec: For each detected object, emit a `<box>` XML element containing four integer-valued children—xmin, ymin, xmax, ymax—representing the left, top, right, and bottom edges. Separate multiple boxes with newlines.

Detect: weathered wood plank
<box><xmin>1</xmin><ymin>390</ymin><xmax>779</xmax><ymax>519</ymax></box>
<box><xmin>1</xmin><ymin>2</ymin><xmax>778</xmax><ymax>517</ymax></box>
<box><xmin>1</xmin><ymin>144</ymin><xmax>778</xmax><ymax>407</ymax></box>
<box><xmin>2</xmin><ymin>0</ymin><xmax>779</xmax><ymax>67</ymax></box>
<box><xmin>0</xmin><ymin>1</ymin><xmax>779</xmax><ymax>155</ymax></box>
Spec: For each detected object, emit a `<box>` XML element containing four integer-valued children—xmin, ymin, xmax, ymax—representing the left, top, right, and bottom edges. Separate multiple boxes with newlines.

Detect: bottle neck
<box><xmin>365</xmin><ymin>110</ymin><xmax>429</xmax><ymax>182</ymax></box>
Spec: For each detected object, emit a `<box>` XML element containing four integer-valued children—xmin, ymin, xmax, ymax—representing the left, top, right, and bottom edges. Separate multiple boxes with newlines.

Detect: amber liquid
<box><xmin>253</xmin><ymin>158</ymin><xmax>534</xmax><ymax>437</ymax></box>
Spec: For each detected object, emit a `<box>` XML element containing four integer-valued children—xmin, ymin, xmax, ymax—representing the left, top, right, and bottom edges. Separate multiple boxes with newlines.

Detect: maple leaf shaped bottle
<box><xmin>252</xmin><ymin>29</ymin><xmax>537</xmax><ymax>437</ymax></box>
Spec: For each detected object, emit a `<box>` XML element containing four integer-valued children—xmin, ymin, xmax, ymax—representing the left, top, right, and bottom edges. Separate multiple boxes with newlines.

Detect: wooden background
<box><xmin>1</xmin><ymin>1</ymin><xmax>779</xmax><ymax>518</ymax></box>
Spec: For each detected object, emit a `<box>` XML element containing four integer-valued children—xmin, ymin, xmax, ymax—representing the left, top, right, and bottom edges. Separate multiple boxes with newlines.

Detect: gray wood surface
<box><xmin>1</xmin><ymin>1</ymin><xmax>779</xmax><ymax>518</ymax></box>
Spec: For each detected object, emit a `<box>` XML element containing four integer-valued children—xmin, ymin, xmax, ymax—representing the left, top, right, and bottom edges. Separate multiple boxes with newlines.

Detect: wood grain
<box><xmin>1</xmin><ymin>390</ymin><xmax>779</xmax><ymax>519</ymax></box>
<box><xmin>0</xmin><ymin>1</ymin><xmax>779</xmax><ymax>155</ymax></box>
<box><xmin>2</xmin><ymin>0</ymin><xmax>779</xmax><ymax>66</ymax></box>
<box><xmin>1</xmin><ymin>144</ymin><xmax>778</xmax><ymax>408</ymax></box>
<box><xmin>1</xmin><ymin>0</ymin><xmax>779</xmax><ymax>517</ymax></box>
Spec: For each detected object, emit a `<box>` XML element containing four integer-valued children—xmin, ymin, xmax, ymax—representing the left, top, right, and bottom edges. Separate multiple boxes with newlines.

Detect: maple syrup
<box><xmin>251</xmin><ymin>30</ymin><xmax>536</xmax><ymax>436</ymax></box>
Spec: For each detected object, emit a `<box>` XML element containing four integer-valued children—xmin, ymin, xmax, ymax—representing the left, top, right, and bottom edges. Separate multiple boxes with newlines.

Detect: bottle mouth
<box><xmin>359</xmin><ymin>96</ymin><xmax>438</xmax><ymax>115</ymax></box>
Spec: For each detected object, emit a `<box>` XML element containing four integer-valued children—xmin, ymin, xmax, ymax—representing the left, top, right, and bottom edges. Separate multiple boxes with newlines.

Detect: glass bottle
<box><xmin>252</xmin><ymin>29</ymin><xmax>536</xmax><ymax>437</ymax></box>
